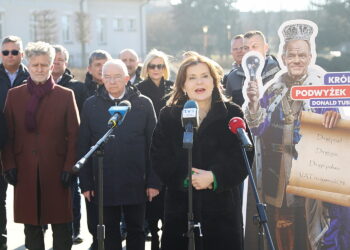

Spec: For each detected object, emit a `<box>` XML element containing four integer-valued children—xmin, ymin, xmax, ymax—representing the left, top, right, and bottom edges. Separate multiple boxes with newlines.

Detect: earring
<box><xmin>183</xmin><ymin>90</ymin><xmax>187</xmax><ymax>96</ymax></box>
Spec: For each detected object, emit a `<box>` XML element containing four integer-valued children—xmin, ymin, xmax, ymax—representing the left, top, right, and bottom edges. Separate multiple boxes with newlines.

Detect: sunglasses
<box><xmin>148</xmin><ymin>64</ymin><xmax>165</xmax><ymax>70</ymax></box>
<box><xmin>2</xmin><ymin>50</ymin><xmax>20</xmax><ymax>56</ymax></box>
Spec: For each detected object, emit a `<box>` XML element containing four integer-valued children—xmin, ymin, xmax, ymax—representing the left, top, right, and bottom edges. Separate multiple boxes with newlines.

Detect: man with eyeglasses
<box><xmin>78</xmin><ymin>59</ymin><xmax>160</xmax><ymax>250</ymax></box>
<box><xmin>0</xmin><ymin>35</ymin><xmax>29</xmax><ymax>250</ymax></box>
<box><xmin>224</xmin><ymin>31</ymin><xmax>280</xmax><ymax>107</ymax></box>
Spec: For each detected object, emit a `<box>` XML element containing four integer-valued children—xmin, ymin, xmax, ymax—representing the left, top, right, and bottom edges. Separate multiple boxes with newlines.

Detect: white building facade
<box><xmin>0</xmin><ymin>0</ymin><xmax>149</xmax><ymax>67</ymax></box>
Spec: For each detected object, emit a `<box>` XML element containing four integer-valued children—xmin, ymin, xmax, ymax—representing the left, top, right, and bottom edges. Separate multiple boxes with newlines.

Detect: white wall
<box><xmin>0</xmin><ymin>0</ymin><xmax>147</xmax><ymax>67</ymax></box>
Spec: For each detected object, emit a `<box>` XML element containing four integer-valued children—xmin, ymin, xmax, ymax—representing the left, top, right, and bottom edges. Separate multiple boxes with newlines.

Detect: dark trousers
<box><xmin>85</xmin><ymin>198</ymin><xmax>98</xmax><ymax>248</ymax></box>
<box><xmin>0</xmin><ymin>175</ymin><xmax>7</xmax><ymax>248</ymax></box>
<box><xmin>24</xmin><ymin>223</ymin><xmax>72</xmax><ymax>250</ymax></box>
<box><xmin>71</xmin><ymin>175</ymin><xmax>81</xmax><ymax>237</ymax></box>
<box><xmin>146</xmin><ymin>191</ymin><xmax>164</xmax><ymax>250</ymax></box>
<box><xmin>91</xmin><ymin>203</ymin><xmax>145</xmax><ymax>250</ymax></box>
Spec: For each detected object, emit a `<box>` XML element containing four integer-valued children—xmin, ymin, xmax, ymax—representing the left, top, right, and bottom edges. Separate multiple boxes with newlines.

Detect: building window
<box><xmin>97</xmin><ymin>17</ymin><xmax>107</xmax><ymax>44</ymax></box>
<box><xmin>127</xmin><ymin>18</ymin><xmax>136</xmax><ymax>32</ymax></box>
<box><xmin>29</xmin><ymin>13</ymin><xmax>38</xmax><ymax>41</ymax></box>
<box><xmin>113</xmin><ymin>17</ymin><xmax>123</xmax><ymax>32</ymax></box>
<box><xmin>29</xmin><ymin>10</ymin><xmax>57</xmax><ymax>43</ymax></box>
<box><xmin>62</xmin><ymin>15</ymin><xmax>72</xmax><ymax>42</ymax></box>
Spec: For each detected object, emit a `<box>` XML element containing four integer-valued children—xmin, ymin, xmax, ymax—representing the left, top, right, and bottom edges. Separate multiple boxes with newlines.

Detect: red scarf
<box><xmin>25</xmin><ymin>76</ymin><xmax>55</xmax><ymax>132</ymax></box>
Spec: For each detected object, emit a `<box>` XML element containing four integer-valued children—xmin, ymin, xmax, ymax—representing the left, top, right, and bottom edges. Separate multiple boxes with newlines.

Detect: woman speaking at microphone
<box><xmin>151</xmin><ymin>54</ymin><xmax>253</xmax><ymax>250</ymax></box>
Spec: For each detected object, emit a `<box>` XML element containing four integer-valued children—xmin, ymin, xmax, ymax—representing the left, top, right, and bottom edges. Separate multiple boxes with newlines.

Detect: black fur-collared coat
<box><xmin>151</xmin><ymin>90</ymin><xmax>253</xmax><ymax>250</ymax></box>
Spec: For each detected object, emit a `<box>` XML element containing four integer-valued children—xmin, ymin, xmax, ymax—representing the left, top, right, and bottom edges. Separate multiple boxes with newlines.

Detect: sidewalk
<box><xmin>6</xmin><ymin>186</ymin><xmax>152</xmax><ymax>250</ymax></box>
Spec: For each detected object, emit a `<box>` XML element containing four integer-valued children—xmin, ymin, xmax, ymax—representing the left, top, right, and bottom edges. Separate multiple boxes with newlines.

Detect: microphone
<box><xmin>107</xmin><ymin>100</ymin><xmax>131</xmax><ymax>128</ymax></box>
<box><xmin>181</xmin><ymin>100</ymin><xmax>199</xmax><ymax>148</ymax></box>
<box><xmin>245</xmin><ymin>54</ymin><xmax>261</xmax><ymax>81</ymax></box>
<box><xmin>228</xmin><ymin>117</ymin><xmax>253</xmax><ymax>151</ymax></box>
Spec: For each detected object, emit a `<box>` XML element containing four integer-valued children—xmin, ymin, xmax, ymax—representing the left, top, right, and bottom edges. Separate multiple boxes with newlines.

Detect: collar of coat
<box><xmin>96</xmin><ymin>84</ymin><xmax>140</xmax><ymax>106</ymax></box>
<box><xmin>170</xmin><ymin>88</ymin><xmax>229</xmax><ymax>134</ymax></box>
<box><xmin>236</xmin><ymin>55</ymin><xmax>280</xmax><ymax>79</ymax></box>
<box><xmin>0</xmin><ymin>63</ymin><xmax>28</xmax><ymax>76</ymax></box>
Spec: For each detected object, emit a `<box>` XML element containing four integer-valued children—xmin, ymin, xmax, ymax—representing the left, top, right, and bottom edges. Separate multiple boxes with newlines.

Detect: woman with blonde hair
<box><xmin>151</xmin><ymin>54</ymin><xmax>252</xmax><ymax>250</ymax></box>
<box><xmin>137</xmin><ymin>49</ymin><xmax>173</xmax><ymax>117</ymax></box>
<box><xmin>137</xmin><ymin>49</ymin><xmax>173</xmax><ymax>250</ymax></box>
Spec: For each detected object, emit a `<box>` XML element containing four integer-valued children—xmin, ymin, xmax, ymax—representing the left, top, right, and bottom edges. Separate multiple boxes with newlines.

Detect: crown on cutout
<box><xmin>282</xmin><ymin>23</ymin><xmax>314</xmax><ymax>42</ymax></box>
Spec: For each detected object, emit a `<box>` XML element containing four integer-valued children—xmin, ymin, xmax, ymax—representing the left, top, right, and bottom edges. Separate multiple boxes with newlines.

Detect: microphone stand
<box><xmin>74</xmin><ymin>125</ymin><xmax>118</xmax><ymax>250</ymax></box>
<box><xmin>183</xmin><ymin>123</ymin><xmax>201</xmax><ymax>250</ymax></box>
<box><xmin>240</xmin><ymin>145</ymin><xmax>275</xmax><ymax>250</ymax></box>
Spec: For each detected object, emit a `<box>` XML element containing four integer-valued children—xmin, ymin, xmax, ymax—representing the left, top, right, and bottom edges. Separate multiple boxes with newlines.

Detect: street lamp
<box><xmin>226</xmin><ymin>24</ymin><xmax>231</xmax><ymax>41</ymax></box>
<box><xmin>202</xmin><ymin>25</ymin><xmax>208</xmax><ymax>55</ymax></box>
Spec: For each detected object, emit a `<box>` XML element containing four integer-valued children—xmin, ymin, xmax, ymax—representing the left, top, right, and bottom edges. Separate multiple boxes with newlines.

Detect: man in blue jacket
<box><xmin>78</xmin><ymin>59</ymin><xmax>160</xmax><ymax>250</ymax></box>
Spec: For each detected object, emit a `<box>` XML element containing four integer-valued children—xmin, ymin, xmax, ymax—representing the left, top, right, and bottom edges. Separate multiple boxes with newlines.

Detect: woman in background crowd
<box><xmin>137</xmin><ymin>49</ymin><xmax>173</xmax><ymax>250</ymax></box>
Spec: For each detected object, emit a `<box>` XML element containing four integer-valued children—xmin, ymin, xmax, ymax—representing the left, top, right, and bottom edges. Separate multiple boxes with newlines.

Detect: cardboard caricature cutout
<box><xmin>242</xmin><ymin>19</ymin><xmax>350</xmax><ymax>250</ymax></box>
<box><xmin>241</xmin><ymin>51</ymin><xmax>265</xmax><ymax>104</ymax></box>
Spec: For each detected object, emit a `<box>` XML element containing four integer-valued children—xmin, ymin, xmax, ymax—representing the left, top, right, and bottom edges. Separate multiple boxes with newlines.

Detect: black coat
<box><xmin>151</xmin><ymin>90</ymin><xmax>253</xmax><ymax>250</ymax></box>
<box><xmin>0</xmin><ymin>112</ymin><xmax>6</xmax><ymax>150</ymax></box>
<box><xmin>136</xmin><ymin>77</ymin><xmax>173</xmax><ymax>118</ymax></box>
<box><xmin>0</xmin><ymin>111</ymin><xmax>6</xmax><ymax>173</ymax></box>
<box><xmin>83</xmin><ymin>72</ymin><xmax>103</xmax><ymax>98</ymax></box>
<box><xmin>78</xmin><ymin>85</ymin><xmax>160</xmax><ymax>206</ymax></box>
<box><xmin>0</xmin><ymin>63</ymin><xmax>29</xmax><ymax>111</ymax></box>
<box><xmin>57</xmin><ymin>69</ymin><xmax>88</xmax><ymax>113</ymax></box>
<box><xmin>225</xmin><ymin>55</ymin><xmax>280</xmax><ymax>106</ymax></box>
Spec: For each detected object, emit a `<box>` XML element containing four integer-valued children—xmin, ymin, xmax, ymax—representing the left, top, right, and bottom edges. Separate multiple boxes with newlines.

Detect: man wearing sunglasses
<box><xmin>0</xmin><ymin>35</ymin><xmax>29</xmax><ymax>250</ymax></box>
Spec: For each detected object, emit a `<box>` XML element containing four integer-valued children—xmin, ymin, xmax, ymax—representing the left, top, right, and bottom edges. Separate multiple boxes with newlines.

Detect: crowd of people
<box><xmin>0</xmin><ymin>18</ymin><xmax>348</xmax><ymax>250</ymax></box>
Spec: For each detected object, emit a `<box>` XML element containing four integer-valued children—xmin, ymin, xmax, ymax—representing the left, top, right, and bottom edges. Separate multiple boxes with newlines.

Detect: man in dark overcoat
<box><xmin>2</xmin><ymin>41</ymin><xmax>79</xmax><ymax>249</ymax></box>
<box><xmin>78</xmin><ymin>59</ymin><xmax>160</xmax><ymax>250</ymax></box>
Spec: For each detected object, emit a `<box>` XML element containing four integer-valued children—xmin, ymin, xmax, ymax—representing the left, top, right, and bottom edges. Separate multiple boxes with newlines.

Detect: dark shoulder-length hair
<box><xmin>167</xmin><ymin>54</ymin><xmax>227</xmax><ymax>106</ymax></box>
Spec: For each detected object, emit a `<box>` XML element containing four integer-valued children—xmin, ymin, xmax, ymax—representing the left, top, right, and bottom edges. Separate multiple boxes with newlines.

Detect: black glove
<box><xmin>61</xmin><ymin>171</ymin><xmax>72</xmax><ymax>188</ymax></box>
<box><xmin>4</xmin><ymin>168</ymin><xmax>17</xmax><ymax>186</ymax></box>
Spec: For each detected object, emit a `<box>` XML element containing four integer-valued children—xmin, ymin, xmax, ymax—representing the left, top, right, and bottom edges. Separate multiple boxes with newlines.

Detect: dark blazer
<box><xmin>2</xmin><ymin>83</ymin><xmax>80</xmax><ymax>225</ymax></box>
<box><xmin>225</xmin><ymin>55</ymin><xmax>280</xmax><ymax>106</ymax></box>
<box><xmin>57</xmin><ymin>68</ymin><xmax>88</xmax><ymax>113</ymax></box>
<box><xmin>0</xmin><ymin>111</ymin><xmax>7</xmax><ymax>175</ymax></box>
<box><xmin>0</xmin><ymin>63</ymin><xmax>29</xmax><ymax>111</ymax></box>
<box><xmin>78</xmin><ymin>85</ymin><xmax>160</xmax><ymax>206</ymax></box>
<box><xmin>151</xmin><ymin>89</ymin><xmax>253</xmax><ymax>250</ymax></box>
<box><xmin>0</xmin><ymin>112</ymin><xmax>6</xmax><ymax>150</ymax></box>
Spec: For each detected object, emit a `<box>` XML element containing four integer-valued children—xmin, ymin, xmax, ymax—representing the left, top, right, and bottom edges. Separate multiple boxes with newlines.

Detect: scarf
<box><xmin>25</xmin><ymin>76</ymin><xmax>55</xmax><ymax>132</ymax></box>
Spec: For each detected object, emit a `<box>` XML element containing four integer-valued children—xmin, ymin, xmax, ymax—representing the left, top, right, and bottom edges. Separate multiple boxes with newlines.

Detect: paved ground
<box><xmin>6</xmin><ymin>186</ymin><xmax>152</xmax><ymax>250</ymax></box>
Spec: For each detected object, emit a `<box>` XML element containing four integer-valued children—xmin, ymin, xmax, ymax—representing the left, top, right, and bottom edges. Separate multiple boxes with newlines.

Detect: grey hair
<box><xmin>88</xmin><ymin>50</ymin><xmax>112</xmax><ymax>66</ymax></box>
<box><xmin>2</xmin><ymin>35</ymin><xmax>23</xmax><ymax>51</ymax></box>
<box><xmin>52</xmin><ymin>44</ymin><xmax>69</xmax><ymax>62</ymax></box>
<box><xmin>25</xmin><ymin>41</ymin><xmax>55</xmax><ymax>65</ymax></box>
<box><xmin>102</xmin><ymin>59</ymin><xmax>128</xmax><ymax>76</ymax></box>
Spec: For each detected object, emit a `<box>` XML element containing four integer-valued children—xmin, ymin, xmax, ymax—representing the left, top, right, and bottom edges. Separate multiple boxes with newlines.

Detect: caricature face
<box><xmin>282</xmin><ymin>40</ymin><xmax>312</xmax><ymax>80</ymax></box>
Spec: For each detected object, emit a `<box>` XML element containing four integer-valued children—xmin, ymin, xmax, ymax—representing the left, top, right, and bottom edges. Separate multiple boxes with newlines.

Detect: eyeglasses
<box><xmin>148</xmin><ymin>64</ymin><xmax>165</xmax><ymax>70</ymax></box>
<box><xmin>2</xmin><ymin>50</ymin><xmax>20</xmax><ymax>56</ymax></box>
<box><xmin>103</xmin><ymin>75</ymin><xmax>124</xmax><ymax>82</ymax></box>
